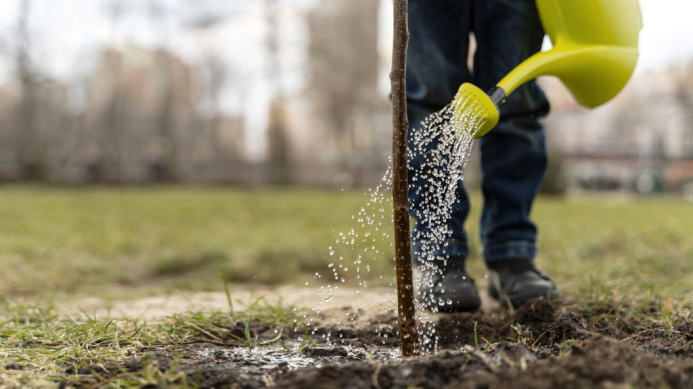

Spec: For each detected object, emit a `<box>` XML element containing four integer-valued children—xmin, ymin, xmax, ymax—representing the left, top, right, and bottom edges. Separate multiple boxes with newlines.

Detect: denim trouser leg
<box><xmin>473</xmin><ymin>0</ymin><xmax>550</xmax><ymax>262</ymax></box>
<box><xmin>407</xmin><ymin>0</ymin><xmax>550</xmax><ymax>266</ymax></box>
<box><xmin>407</xmin><ymin>0</ymin><xmax>473</xmax><ymax>265</ymax></box>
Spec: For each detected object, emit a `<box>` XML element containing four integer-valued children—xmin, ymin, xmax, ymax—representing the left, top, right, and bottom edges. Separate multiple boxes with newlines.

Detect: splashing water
<box><xmin>408</xmin><ymin>100</ymin><xmax>486</xmax><ymax>351</ymax></box>
<box><xmin>309</xmin><ymin>163</ymin><xmax>396</xmax><ymax>343</ymax></box>
<box><xmin>310</xmin><ymin>99</ymin><xmax>488</xmax><ymax>354</ymax></box>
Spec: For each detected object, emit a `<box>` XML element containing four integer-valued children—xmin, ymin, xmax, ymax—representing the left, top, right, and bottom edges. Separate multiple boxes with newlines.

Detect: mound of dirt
<box><xmin>275</xmin><ymin>337</ymin><xmax>693</xmax><ymax>389</ymax></box>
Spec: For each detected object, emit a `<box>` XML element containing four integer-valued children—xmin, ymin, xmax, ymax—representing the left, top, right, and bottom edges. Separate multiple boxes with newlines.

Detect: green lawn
<box><xmin>0</xmin><ymin>186</ymin><xmax>690</xmax><ymax>306</ymax></box>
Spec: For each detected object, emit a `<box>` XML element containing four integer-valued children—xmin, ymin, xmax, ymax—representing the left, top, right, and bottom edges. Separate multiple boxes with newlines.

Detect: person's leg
<box><xmin>472</xmin><ymin>0</ymin><xmax>558</xmax><ymax>306</ymax></box>
<box><xmin>408</xmin><ymin>0</ymin><xmax>472</xmax><ymax>264</ymax></box>
<box><xmin>407</xmin><ymin>0</ymin><xmax>479</xmax><ymax>311</ymax></box>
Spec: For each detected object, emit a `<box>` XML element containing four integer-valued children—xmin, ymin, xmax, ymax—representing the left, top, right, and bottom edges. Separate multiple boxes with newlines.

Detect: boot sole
<box><xmin>488</xmin><ymin>286</ymin><xmax>559</xmax><ymax>308</ymax></box>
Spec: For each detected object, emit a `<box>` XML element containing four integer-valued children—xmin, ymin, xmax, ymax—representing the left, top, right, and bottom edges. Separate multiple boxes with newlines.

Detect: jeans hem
<box><xmin>483</xmin><ymin>241</ymin><xmax>536</xmax><ymax>262</ymax></box>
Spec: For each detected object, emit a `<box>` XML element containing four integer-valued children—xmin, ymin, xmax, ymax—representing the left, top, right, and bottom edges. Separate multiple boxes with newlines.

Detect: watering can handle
<box><xmin>493</xmin><ymin>0</ymin><xmax>642</xmax><ymax>109</ymax></box>
<box><xmin>495</xmin><ymin>44</ymin><xmax>640</xmax><ymax>109</ymax></box>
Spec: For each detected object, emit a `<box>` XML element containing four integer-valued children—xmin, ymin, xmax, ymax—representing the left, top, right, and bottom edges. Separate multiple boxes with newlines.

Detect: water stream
<box><xmin>309</xmin><ymin>101</ymin><xmax>485</xmax><ymax>353</ymax></box>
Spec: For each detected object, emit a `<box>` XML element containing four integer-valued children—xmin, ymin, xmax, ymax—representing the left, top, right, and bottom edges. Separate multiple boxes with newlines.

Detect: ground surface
<box><xmin>1</xmin><ymin>186</ymin><xmax>692</xmax><ymax>301</ymax></box>
<box><xmin>0</xmin><ymin>187</ymin><xmax>691</xmax><ymax>387</ymax></box>
<box><xmin>46</xmin><ymin>287</ymin><xmax>693</xmax><ymax>388</ymax></box>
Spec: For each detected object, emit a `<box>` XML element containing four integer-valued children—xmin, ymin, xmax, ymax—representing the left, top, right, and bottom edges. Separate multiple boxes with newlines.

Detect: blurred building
<box><xmin>542</xmin><ymin>62</ymin><xmax>693</xmax><ymax>195</ymax></box>
<box><xmin>1</xmin><ymin>0</ymin><xmax>692</xmax><ymax>195</ymax></box>
<box><xmin>42</xmin><ymin>44</ymin><xmax>245</xmax><ymax>184</ymax></box>
<box><xmin>83</xmin><ymin>45</ymin><xmax>199</xmax><ymax>183</ymax></box>
<box><xmin>279</xmin><ymin>0</ymin><xmax>391</xmax><ymax>187</ymax></box>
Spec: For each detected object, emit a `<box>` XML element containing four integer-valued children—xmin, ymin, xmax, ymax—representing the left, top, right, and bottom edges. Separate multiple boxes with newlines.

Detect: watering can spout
<box><xmin>454</xmin><ymin>0</ymin><xmax>643</xmax><ymax>138</ymax></box>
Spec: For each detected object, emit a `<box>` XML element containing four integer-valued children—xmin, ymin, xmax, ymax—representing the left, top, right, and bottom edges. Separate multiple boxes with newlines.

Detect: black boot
<box><xmin>487</xmin><ymin>259</ymin><xmax>559</xmax><ymax>308</ymax></box>
<box><xmin>418</xmin><ymin>258</ymin><xmax>481</xmax><ymax>312</ymax></box>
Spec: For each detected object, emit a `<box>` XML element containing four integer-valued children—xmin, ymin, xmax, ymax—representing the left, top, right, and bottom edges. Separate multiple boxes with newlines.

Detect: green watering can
<box><xmin>454</xmin><ymin>0</ymin><xmax>643</xmax><ymax>138</ymax></box>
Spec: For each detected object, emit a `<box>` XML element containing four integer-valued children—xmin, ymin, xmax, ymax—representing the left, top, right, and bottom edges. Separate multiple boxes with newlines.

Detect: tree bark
<box><xmin>390</xmin><ymin>0</ymin><xmax>418</xmax><ymax>357</ymax></box>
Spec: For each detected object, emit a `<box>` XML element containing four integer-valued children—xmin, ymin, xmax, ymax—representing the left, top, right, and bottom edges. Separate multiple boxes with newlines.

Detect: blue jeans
<box><xmin>407</xmin><ymin>0</ymin><xmax>550</xmax><ymax>265</ymax></box>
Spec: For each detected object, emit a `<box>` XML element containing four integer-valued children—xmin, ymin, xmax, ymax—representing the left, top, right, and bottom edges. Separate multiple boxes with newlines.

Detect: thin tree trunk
<box><xmin>15</xmin><ymin>0</ymin><xmax>44</xmax><ymax>181</ymax></box>
<box><xmin>390</xmin><ymin>0</ymin><xmax>418</xmax><ymax>357</ymax></box>
<box><xmin>155</xmin><ymin>51</ymin><xmax>177</xmax><ymax>182</ymax></box>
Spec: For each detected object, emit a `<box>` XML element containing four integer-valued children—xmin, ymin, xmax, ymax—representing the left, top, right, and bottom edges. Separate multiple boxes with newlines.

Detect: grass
<box><xmin>4</xmin><ymin>292</ymin><xmax>680</xmax><ymax>387</ymax></box>
<box><xmin>0</xmin><ymin>185</ymin><xmax>394</xmax><ymax>299</ymax></box>
<box><xmin>0</xmin><ymin>185</ymin><xmax>690</xmax><ymax>306</ymax></box>
<box><xmin>533</xmin><ymin>195</ymin><xmax>693</xmax><ymax>303</ymax></box>
<box><xmin>0</xmin><ymin>292</ymin><xmax>304</xmax><ymax>387</ymax></box>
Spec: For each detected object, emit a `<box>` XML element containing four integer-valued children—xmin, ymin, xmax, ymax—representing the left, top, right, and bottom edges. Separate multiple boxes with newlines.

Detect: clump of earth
<box><xmin>73</xmin><ymin>293</ymin><xmax>693</xmax><ymax>388</ymax></box>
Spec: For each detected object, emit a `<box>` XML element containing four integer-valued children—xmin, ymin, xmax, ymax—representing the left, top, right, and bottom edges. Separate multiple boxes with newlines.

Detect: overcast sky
<box><xmin>0</xmin><ymin>0</ymin><xmax>691</xmax><ymax>80</ymax></box>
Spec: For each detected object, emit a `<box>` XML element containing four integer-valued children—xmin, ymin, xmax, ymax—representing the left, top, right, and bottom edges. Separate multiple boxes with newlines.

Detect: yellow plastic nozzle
<box><xmin>452</xmin><ymin>83</ymin><xmax>500</xmax><ymax>138</ymax></box>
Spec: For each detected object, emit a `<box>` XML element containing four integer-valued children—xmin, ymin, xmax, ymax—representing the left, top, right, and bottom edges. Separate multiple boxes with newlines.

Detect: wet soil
<box><xmin>74</xmin><ymin>297</ymin><xmax>693</xmax><ymax>388</ymax></box>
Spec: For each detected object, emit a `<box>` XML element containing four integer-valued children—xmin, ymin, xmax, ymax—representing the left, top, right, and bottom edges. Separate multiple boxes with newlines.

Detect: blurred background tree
<box><xmin>0</xmin><ymin>0</ymin><xmax>691</xmax><ymax>197</ymax></box>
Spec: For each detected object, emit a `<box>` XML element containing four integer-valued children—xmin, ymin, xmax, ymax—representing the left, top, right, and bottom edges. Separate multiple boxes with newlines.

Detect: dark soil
<box><xmin>275</xmin><ymin>337</ymin><xmax>693</xmax><ymax>389</ymax></box>
<box><xmin>74</xmin><ymin>297</ymin><xmax>693</xmax><ymax>388</ymax></box>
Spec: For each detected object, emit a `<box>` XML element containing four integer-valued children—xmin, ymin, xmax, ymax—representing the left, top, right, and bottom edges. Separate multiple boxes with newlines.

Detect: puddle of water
<box><xmin>198</xmin><ymin>345</ymin><xmax>401</xmax><ymax>371</ymax></box>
